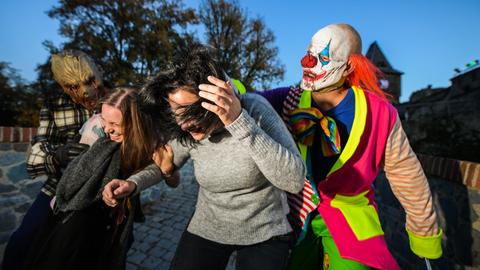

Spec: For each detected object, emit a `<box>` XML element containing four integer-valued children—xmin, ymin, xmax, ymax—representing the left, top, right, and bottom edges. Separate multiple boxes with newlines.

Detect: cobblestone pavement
<box><xmin>1</xmin><ymin>159</ymin><xmax>236</xmax><ymax>270</ymax></box>
<box><xmin>126</xmin><ymin>161</ymin><xmax>198</xmax><ymax>270</ymax></box>
<box><xmin>126</xmin><ymin>160</ymin><xmax>236</xmax><ymax>270</ymax></box>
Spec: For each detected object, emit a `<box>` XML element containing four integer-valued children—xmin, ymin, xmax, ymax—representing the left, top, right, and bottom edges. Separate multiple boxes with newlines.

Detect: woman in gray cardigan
<box><xmin>102</xmin><ymin>46</ymin><xmax>306</xmax><ymax>270</ymax></box>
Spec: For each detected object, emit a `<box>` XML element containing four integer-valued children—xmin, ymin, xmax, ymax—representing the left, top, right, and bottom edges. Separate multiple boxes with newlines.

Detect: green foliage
<box><xmin>0</xmin><ymin>62</ymin><xmax>41</xmax><ymax>127</ymax></box>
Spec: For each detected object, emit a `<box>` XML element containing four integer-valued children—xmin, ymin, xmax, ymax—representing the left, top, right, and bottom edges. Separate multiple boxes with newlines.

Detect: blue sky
<box><xmin>1</xmin><ymin>0</ymin><xmax>479</xmax><ymax>102</ymax></box>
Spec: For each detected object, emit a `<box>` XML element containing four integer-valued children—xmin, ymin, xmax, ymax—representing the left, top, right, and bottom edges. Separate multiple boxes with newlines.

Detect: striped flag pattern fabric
<box><xmin>282</xmin><ymin>87</ymin><xmax>319</xmax><ymax>236</ymax></box>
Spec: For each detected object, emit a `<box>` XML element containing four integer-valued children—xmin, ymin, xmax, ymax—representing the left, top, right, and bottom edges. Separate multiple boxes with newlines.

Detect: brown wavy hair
<box><xmin>101</xmin><ymin>87</ymin><xmax>164</xmax><ymax>176</ymax></box>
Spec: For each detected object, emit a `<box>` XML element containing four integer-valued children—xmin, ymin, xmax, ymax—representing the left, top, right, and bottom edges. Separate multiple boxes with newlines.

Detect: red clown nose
<box><xmin>301</xmin><ymin>54</ymin><xmax>317</xmax><ymax>68</ymax></box>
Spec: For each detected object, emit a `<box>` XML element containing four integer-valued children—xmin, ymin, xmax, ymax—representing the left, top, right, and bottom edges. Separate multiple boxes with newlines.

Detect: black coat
<box><xmin>24</xmin><ymin>138</ymin><xmax>138</xmax><ymax>270</ymax></box>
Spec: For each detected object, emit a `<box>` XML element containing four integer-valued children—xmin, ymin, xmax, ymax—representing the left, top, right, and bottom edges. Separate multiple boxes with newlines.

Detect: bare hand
<box><xmin>198</xmin><ymin>76</ymin><xmax>242</xmax><ymax>126</ymax></box>
<box><xmin>102</xmin><ymin>179</ymin><xmax>136</xmax><ymax>207</ymax></box>
<box><xmin>152</xmin><ymin>144</ymin><xmax>175</xmax><ymax>176</ymax></box>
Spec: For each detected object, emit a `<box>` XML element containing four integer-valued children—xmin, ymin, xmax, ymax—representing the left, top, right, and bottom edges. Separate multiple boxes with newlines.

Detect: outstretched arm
<box><xmin>257</xmin><ymin>87</ymin><xmax>291</xmax><ymax>115</ymax></box>
<box><xmin>102</xmin><ymin>142</ymin><xmax>189</xmax><ymax>206</ymax></box>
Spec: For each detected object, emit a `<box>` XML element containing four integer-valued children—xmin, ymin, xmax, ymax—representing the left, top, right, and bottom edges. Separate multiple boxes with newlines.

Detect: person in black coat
<box><xmin>24</xmin><ymin>87</ymin><xmax>178</xmax><ymax>270</ymax></box>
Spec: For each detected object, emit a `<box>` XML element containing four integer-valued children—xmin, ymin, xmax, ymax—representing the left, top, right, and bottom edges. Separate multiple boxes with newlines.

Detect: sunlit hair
<box><xmin>101</xmin><ymin>87</ymin><xmax>164</xmax><ymax>176</ymax></box>
<box><xmin>346</xmin><ymin>54</ymin><xmax>391</xmax><ymax>101</ymax></box>
<box><xmin>140</xmin><ymin>44</ymin><xmax>226</xmax><ymax>147</ymax></box>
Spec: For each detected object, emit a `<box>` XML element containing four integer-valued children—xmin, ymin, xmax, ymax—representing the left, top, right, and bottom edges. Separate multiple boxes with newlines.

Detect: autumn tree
<box><xmin>199</xmin><ymin>0</ymin><xmax>284</xmax><ymax>90</ymax></box>
<box><xmin>45</xmin><ymin>0</ymin><xmax>199</xmax><ymax>86</ymax></box>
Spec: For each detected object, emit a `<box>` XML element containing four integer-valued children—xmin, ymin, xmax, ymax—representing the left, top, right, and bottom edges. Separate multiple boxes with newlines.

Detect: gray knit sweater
<box><xmin>128</xmin><ymin>93</ymin><xmax>306</xmax><ymax>245</ymax></box>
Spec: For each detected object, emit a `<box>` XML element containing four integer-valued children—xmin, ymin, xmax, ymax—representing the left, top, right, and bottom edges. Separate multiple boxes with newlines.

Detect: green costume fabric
<box><xmin>289</xmin><ymin>214</ymin><xmax>372</xmax><ymax>270</ymax></box>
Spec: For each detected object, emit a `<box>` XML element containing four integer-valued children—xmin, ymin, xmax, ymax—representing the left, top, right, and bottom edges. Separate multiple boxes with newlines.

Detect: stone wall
<box><xmin>376</xmin><ymin>154</ymin><xmax>480</xmax><ymax>270</ymax></box>
<box><xmin>400</xmin><ymin>84</ymin><xmax>480</xmax><ymax>163</ymax></box>
<box><xmin>0</xmin><ymin>126</ymin><xmax>41</xmax><ymax>260</ymax></box>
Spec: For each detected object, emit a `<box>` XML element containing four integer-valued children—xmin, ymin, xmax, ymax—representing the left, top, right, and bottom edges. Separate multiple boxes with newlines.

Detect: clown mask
<box><xmin>51</xmin><ymin>50</ymin><xmax>104</xmax><ymax>110</ymax></box>
<box><xmin>300</xmin><ymin>24</ymin><xmax>361</xmax><ymax>92</ymax></box>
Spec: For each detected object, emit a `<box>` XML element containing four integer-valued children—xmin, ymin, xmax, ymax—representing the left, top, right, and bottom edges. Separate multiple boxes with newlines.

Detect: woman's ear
<box><xmin>342</xmin><ymin>59</ymin><xmax>355</xmax><ymax>77</ymax></box>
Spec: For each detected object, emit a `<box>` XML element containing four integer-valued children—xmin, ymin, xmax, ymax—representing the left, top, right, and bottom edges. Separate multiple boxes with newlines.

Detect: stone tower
<box><xmin>366</xmin><ymin>42</ymin><xmax>403</xmax><ymax>103</ymax></box>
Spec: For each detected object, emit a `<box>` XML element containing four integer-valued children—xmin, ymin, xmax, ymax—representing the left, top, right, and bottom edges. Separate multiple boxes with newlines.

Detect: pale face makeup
<box><xmin>300</xmin><ymin>24</ymin><xmax>361</xmax><ymax>92</ymax></box>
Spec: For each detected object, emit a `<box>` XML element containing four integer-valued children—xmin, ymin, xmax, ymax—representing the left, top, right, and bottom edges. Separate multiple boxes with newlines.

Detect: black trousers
<box><xmin>24</xmin><ymin>202</ymin><xmax>114</xmax><ymax>270</ymax></box>
<box><xmin>2</xmin><ymin>192</ymin><xmax>52</xmax><ymax>270</ymax></box>
<box><xmin>170</xmin><ymin>230</ymin><xmax>294</xmax><ymax>270</ymax></box>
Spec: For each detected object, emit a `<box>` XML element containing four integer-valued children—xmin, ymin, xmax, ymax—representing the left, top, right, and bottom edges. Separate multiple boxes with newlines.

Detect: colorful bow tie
<box><xmin>288</xmin><ymin>107</ymin><xmax>341</xmax><ymax>157</ymax></box>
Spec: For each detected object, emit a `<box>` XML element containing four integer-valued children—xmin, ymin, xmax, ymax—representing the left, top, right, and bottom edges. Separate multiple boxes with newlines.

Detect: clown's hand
<box><xmin>198</xmin><ymin>75</ymin><xmax>242</xmax><ymax>126</ymax></box>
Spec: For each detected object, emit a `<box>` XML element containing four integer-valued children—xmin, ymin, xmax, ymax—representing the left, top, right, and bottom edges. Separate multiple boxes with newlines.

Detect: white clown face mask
<box><xmin>300</xmin><ymin>24</ymin><xmax>361</xmax><ymax>92</ymax></box>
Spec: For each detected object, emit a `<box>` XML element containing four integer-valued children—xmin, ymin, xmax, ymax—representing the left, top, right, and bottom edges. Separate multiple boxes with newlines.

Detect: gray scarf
<box><xmin>55</xmin><ymin>137</ymin><xmax>121</xmax><ymax>214</ymax></box>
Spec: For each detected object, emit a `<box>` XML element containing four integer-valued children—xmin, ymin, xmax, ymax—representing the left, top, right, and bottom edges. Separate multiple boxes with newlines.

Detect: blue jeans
<box><xmin>170</xmin><ymin>230</ymin><xmax>294</xmax><ymax>270</ymax></box>
<box><xmin>2</xmin><ymin>192</ymin><xmax>52</xmax><ymax>270</ymax></box>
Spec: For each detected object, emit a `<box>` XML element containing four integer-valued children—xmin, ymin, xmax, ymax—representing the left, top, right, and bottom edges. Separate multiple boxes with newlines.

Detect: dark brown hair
<box><xmin>140</xmin><ymin>45</ymin><xmax>226</xmax><ymax>146</ymax></box>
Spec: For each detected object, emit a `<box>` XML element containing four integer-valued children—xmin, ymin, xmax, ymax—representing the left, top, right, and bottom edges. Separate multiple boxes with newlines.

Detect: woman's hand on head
<box><xmin>152</xmin><ymin>144</ymin><xmax>175</xmax><ymax>176</ymax></box>
<box><xmin>198</xmin><ymin>76</ymin><xmax>242</xmax><ymax>126</ymax></box>
<box><xmin>102</xmin><ymin>179</ymin><xmax>136</xmax><ymax>207</ymax></box>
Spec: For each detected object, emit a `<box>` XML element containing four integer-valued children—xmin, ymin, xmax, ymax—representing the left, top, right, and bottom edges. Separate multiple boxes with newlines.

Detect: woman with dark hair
<box><xmin>102</xmin><ymin>46</ymin><xmax>306</xmax><ymax>270</ymax></box>
<box><xmin>24</xmin><ymin>87</ymin><xmax>177</xmax><ymax>270</ymax></box>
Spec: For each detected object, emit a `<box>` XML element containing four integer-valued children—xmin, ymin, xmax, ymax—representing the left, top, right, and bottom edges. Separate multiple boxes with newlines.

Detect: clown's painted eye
<box><xmin>318</xmin><ymin>53</ymin><xmax>330</xmax><ymax>66</ymax></box>
<box><xmin>318</xmin><ymin>39</ymin><xmax>331</xmax><ymax>65</ymax></box>
<box><xmin>319</xmin><ymin>54</ymin><xmax>330</xmax><ymax>63</ymax></box>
